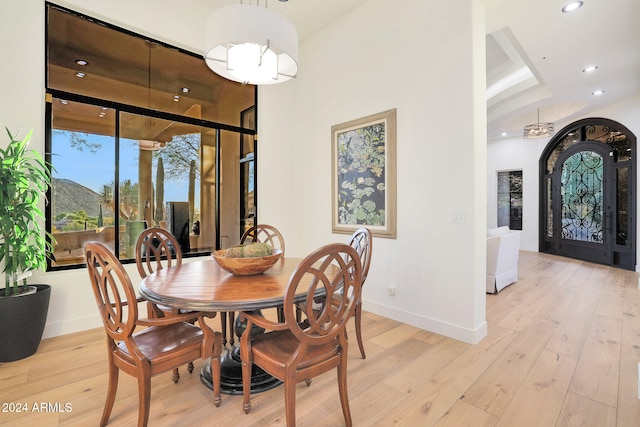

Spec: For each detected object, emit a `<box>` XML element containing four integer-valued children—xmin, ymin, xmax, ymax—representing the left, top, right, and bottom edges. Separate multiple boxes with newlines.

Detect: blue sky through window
<box><xmin>52</xmin><ymin>131</ymin><xmax>193</xmax><ymax>205</ymax></box>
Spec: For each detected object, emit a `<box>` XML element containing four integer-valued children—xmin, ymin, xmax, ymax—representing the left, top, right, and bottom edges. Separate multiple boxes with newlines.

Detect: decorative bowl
<box><xmin>211</xmin><ymin>249</ymin><xmax>283</xmax><ymax>276</ymax></box>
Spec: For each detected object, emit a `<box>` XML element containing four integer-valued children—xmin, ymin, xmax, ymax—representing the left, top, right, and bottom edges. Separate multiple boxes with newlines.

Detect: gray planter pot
<box><xmin>0</xmin><ymin>284</ymin><xmax>51</xmax><ymax>362</ymax></box>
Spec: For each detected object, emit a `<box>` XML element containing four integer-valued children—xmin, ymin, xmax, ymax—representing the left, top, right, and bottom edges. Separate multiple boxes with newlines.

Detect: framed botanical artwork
<box><xmin>331</xmin><ymin>108</ymin><xmax>397</xmax><ymax>239</ymax></box>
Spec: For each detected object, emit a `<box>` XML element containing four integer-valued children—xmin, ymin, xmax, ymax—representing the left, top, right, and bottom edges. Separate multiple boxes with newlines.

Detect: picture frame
<box><xmin>331</xmin><ymin>108</ymin><xmax>397</xmax><ymax>239</ymax></box>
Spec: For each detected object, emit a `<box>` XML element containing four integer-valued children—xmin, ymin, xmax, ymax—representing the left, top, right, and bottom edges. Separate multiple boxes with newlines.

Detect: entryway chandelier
<box><xmin>523</xmin><ymin>109</ymin><xmax>555</xmax><ymax>139</ymax></box>
<box><xmin>204</xmin><ymin>1</ymin><xmax>298</xmax><ymax>85</ymax></box>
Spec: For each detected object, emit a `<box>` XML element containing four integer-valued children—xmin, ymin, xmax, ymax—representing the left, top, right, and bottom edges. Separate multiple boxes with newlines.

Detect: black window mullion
<box><xmin>114</xmin><ymin>109</ymin><xmax>121</xmax><ymax>259</ymax></box>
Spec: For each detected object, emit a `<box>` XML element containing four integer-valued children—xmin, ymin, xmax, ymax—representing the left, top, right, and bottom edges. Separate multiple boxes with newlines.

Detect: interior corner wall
<box><xmin>258</xmin><ymin>0</ymin><xmax>488</xmax><ymax>343</ymax></box>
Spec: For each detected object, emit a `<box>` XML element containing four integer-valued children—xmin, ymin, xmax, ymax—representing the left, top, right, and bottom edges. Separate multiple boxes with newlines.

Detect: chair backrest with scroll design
<box><xmin>86</xmin><ymin>242</ymin><xmax>139</xmax><ymax>342</ymax></box>
<box><xmin>135</xmin><ymin>227</ymin><xmax>183</xmax><ymax>279</ymax></box>
<box><xmin>284</xmin><ymin>242</ymin><xmax>362</xmax><ymax>343</ymax></box>
<box><xmin>346</xmin><ymin>227</ymin><xmax>372</xmax><ymax>359</ymax></box>
<box><xmin>348</xmin><ymin>227</ymin><xmax>372</xmax><ymax>286</ymax></box>
<box><xmin>240</xmin><ymin>224</ymin><xmax>285</xmax><ymax>256</ymax></box>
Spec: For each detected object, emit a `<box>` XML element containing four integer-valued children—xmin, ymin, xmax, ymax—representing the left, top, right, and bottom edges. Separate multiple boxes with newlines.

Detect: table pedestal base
<box><xmin>200</xmin><ymin>346</ymin><xmax>282</xmax><ymax>395</ymax></box>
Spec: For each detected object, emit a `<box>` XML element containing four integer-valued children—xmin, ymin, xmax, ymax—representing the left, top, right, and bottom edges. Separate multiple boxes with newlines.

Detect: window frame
<box><xmin>497</xmin><ymin>170</ymin><xmax>523</xmax><ymax>231</ymax></box>
<box><xmin>44</xmin><ymin>3</ymin><xmax>258</xmax><ymax>271</ymax></box>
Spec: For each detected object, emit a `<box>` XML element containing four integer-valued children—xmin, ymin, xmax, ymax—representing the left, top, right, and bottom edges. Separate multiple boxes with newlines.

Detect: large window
<box><xmin>46</xmin><ymin>4</ymin><xmax>256</xmax><ymax>269</ymax></box>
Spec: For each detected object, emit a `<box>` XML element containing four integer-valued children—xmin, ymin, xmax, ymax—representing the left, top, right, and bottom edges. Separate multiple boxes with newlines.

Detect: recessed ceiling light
<box><xmin>582</xmin><ymin>65</ymin><xmax>598</xmax><ymax>73</ymax></box>
<box><xmin>173</xmin><ymin>95</ymin><xmax>180</xmax><ymax>102</ymax></box>
<box><xmin>75</xmin><ymin>72</ymin><xmax>86</xmax><ymax>78</ymax></box>
<box><xmin>181</xmin><ymin>87</ymin><xmax>190</xmax><ymax>93</ymax></box>
<box><xmin>592</xmin><ymin>89</ymin><xmax>605</xmax><ymax>96</ymax></box>
<box><xmin>501</xmin><ymin>132</ymin><xmax>507</xmax><ymax>137</ymax></box>
<box><xmin>75</xmin><ymin>59</ymin><xmax>88</xmax><ymax>66</ymax></box>
<box><xmin>562</xmin><ymin>1</ymin><xmax>583</xmax><ymax>13</ymax></box>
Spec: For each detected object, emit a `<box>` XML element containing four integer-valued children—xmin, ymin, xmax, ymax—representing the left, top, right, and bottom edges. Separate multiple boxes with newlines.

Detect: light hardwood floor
<box><xmin>1</xmin><ymin>251</ymin><xmax>640</xmax><ymax>426</ymax></box>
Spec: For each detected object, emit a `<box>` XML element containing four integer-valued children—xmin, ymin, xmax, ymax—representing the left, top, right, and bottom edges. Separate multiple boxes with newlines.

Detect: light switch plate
<box><xmin>451</xmin><ymin>209</ymin><xmax>465</xmax><ymax>223</ymax></box>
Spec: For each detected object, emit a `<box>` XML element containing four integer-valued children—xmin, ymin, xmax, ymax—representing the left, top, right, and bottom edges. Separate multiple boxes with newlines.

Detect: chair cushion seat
<box><xmin>251</xmin><ymin>329</ymin><xmax>342</xmax><ymax>371</ymax></box>
<box><xmin>117</xmin><ymin>322</ymin><xmax>203</xmax><ymax>361</ymax></box>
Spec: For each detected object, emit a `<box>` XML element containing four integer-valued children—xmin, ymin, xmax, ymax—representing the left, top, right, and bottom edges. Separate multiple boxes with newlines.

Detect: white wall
<box><xmin>487</xmin><ymin>94</ymin><xmax>640</xmax><ymax>260</ymax></box>
<box><xmin>259</xmin><ymin>0</ymin><xmax>488</xmax><ymax>343</ymax></box>
<box><xmin>486</xmin><ymin>136</ymin><xmax>546</xmax><ymax>251</ymax></box>
<box><xmin>1</xmin><ymin>0</ymin><xmax>488</xmax><ymax>343</ymax></box>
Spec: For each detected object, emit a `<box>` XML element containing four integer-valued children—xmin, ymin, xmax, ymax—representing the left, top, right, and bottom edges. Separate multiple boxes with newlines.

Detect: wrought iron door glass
<box><xmin>560</xmin><ymin>150</ymin><xmax>604</xmax><ymax>243</ymax></box>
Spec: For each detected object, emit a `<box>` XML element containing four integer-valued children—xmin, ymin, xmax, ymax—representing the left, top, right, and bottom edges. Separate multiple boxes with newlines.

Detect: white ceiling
<box><xmin>197</xmin><ymin>0</ymin><xmax>640</xmax><ymax>140</ymax></box>
<box><xmin>483</xmin><ymin>0</ymin><xmax>640</xmax><ymax>139</ymax></box>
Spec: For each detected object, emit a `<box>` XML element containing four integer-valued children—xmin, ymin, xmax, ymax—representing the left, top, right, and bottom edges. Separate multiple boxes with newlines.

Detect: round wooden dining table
<box><xmin>139</xmin><ymin>256</ymin><xmax>313</xmax><ymax>395</ymax></box>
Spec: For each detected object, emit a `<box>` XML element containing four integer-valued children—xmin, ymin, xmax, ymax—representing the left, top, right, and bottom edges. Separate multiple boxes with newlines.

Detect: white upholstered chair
<box><xmin>486</xmin><ymin>226</ymin><xmax>521</xmax><ymax>294</ymax></box>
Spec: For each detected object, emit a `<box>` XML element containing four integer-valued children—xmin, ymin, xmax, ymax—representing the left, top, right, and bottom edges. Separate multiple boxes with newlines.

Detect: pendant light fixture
<box><xmin>523</xmin><ymin>109</ymin><xmax>555</xmax><ymax>139</ymax></box>
<box><xmin>204</xmin><ymin>1</ymin><xmax>298</xmax><ymax>85</ymax></box>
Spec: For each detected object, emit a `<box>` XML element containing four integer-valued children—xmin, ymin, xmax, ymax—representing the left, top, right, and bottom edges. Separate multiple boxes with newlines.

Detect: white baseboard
<box><xmin>364</xmin><ymin>299</ymin><xmax>487</xmax><ymax>344</ymax></box>
<box><xmin>43</xmin><ymin>299</ymin><xmax>490</xmax><ymax>346</ymax></box>
<box><xmin>42</xmin><ymin>314</ymin><xmax>102</xmax><ymax>339</ymax></box>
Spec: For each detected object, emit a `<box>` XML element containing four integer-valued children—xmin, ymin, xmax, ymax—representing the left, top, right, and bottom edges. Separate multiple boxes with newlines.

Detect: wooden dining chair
<box><xmin>294</xmin><ymin>228</ymin><xmax>372</xmax><ymax>359</ymax></box>
<box><xmin>135</xmin><ymin>227</ymin><xmax>221</xmax><ymax>373</ymax></box>
<box><xmin>239</xmin><ymin>242</ymin><xmax>363</xmax><ymax>427</ymax></box>
<box><xmin>84</xmin><ymin>242</ymin><xmax>222</xmax><ymax>427</ymax></box>
<box><xmin>134</xmin><ymin>227</ymin><xmax>201</xmax><ymax>378</ymax></box>
<box><xmin>347</xmin><ymin>227</ymin><xmax>372</xmax><ymax>359</ymax></box>
<box><xmin>222</xmin><ymin>224</ymin><xmax>286</xmax><ymax>345</ymax></box>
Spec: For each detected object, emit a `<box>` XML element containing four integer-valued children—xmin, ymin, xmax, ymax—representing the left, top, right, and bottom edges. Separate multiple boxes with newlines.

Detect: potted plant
<box><xmin>0</xmin><ymin>127</ymin><xmax>54</xmax><ymax>362</ymax></box>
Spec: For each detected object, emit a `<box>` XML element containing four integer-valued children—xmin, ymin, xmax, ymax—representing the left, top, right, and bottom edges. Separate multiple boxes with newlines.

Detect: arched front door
<box><xmin>540</xmin><ymin>118</ymin><xmax>636</xmax><ymax>270</ymax></box>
